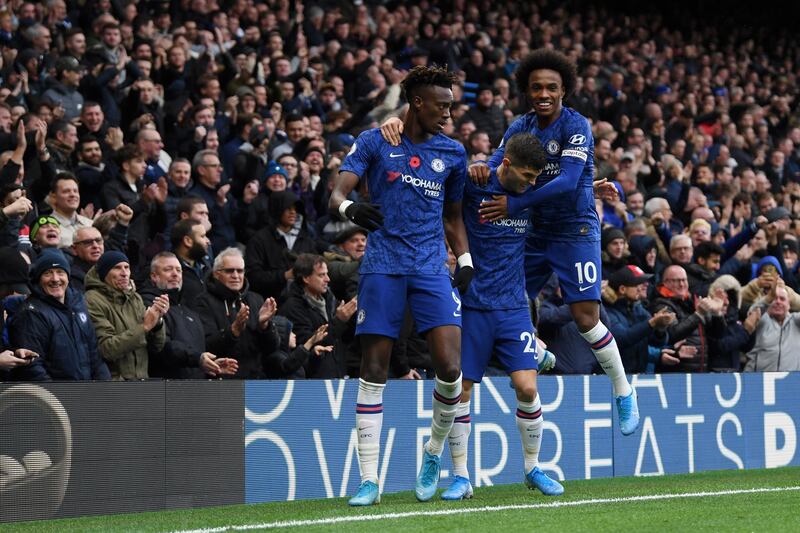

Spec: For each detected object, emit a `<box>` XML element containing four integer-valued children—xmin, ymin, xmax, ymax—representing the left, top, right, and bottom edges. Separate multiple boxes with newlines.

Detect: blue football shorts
<box><xmin>355</xmin><ymin>273</ymin><xmax>462</xmax><ymax>338</ymax></box>
<box><xmin>523</xmin><ymin>237</ymin><xmax>602</xmax><ymax>303</ymax></box>
<box><xmin>461</xmin><ymin>307</ymin><xmax>538</xmax><ymax>383</ymax></box>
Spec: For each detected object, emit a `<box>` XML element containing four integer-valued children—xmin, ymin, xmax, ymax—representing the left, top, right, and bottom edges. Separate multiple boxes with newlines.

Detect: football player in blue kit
<box><xmin>329</xmin><ymin>65</ymin><xmax>474</xmax><ymax>506</ymax></box>
<box><xmin>439</xmin><ymin>131</ymin><xmax>565</xmax><ymax>501</ymax></box>
<box><xmin>474</xmin><ymin>49</ymin><xmax>640</xmax><ymax>436</ymax></box>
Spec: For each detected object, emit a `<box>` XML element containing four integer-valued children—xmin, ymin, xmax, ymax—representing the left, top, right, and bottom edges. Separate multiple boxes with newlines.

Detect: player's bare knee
<box><xmin>436</xmin><ymin>362</ymin><xmax>461</xmax><ymax>383</ymax></box>
<box><xmin>515</xmin><ymin>383</ymin><xmax>537</xmax><ymax>403</ymax></box>
<box><xmin>360</xmin><ymin>356</ymin><xmax>389</xmax><ymax>383</ymax></box>
<box><xmin>574</xmin><ymin>311</ymin><xmax>598</xmax><ymax>332</ymax></box>
<box><xmin>570</xmin><ymin>302</ymin><xmax>600</xmax><ymax>332</ymax></box>
<box><xmin>361</xmin><ymin>367</ymin><xmax>387</xmax><ymax>384</ymax></box>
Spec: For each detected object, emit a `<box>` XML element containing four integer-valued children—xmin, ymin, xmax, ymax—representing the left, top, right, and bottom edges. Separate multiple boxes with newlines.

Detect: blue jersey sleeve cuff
<box><xmin>506</xmin><ymin>195</ymin><xmax>523</xmax><ymax>217</ymax></box>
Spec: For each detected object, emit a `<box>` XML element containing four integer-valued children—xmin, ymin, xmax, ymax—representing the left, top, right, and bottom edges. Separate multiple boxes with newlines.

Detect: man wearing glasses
<box><xmin>69</xmin><ymin>204</ymin><xmax>131</xmax><ymax>292</ymax></box>
<box><xmin>650</xmin><ymin>264</ymin><xmax>725</xmax><ymax>372</ymax></box>
<box><xmin>195</xmin><ymin>247</ymin><xmax>280</xmax><ymax>379</ymax></box>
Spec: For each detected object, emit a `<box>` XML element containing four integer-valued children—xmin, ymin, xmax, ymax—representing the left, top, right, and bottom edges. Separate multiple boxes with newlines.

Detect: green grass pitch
<box><xmin>6</xmin><ymin>467</ymin><xmax>800</xmax><ymax>532</ymax></box>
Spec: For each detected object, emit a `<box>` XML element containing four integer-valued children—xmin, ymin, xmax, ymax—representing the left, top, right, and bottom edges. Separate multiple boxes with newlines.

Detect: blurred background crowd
<box><xmin>0</xmin><ymin>0</ymin><xmax>799</xmax><ymax>381</ymax></box>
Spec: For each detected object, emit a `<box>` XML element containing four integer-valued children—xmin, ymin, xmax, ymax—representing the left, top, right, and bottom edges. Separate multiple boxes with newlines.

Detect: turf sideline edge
<box><xmin>169</xmin><ymin>485</ymin><xmax>800</xmax><ymax>533</ymax></box>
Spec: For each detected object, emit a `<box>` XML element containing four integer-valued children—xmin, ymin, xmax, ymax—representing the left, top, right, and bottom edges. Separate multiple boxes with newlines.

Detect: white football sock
<box><xmin>516</xmin><ymin>395</ymin><xmax>543</xmax><ymax>474</ymax></box>
<box><xmin>356</xmin><ymin>379</ymin><xmax>385</xmax><ymax>484</ymax></box>
<box><xmin>448</xmin><ymin>400</ymin><xmax>471</xmax><ymax>479</ymax></box>
<box><xmin>425</xmin><ymin>373</ymin><xmax>462</xmax><ymax>456</ymax></box>
<box><xmin>579</xmin><ymin>321</ymin><xmax>632</xmax><ymax>397</ymax></box>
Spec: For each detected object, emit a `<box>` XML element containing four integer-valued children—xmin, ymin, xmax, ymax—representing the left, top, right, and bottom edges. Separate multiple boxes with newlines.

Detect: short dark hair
<box><xmin>400</xmin><ymin>64</ymin><xmax>458</xmax><ymax>103</ymax></box>
<box><xmin>65</xmin><ymin>28</ymin><xmax>84</xmax><ymax>41</ymax></box>
<box><xmin>115</xmin><ymin>143</ymin><xmax>143</xmax><ymax>166</ymax></box>
<box><xmin>132</xmin><ymin>15</ymin><xmax>152</xmax><ymax>33</ymax></box>
<box><xmin>504</xmin><ymin>132</ymin><xmax>547</xmax><ymax>171</ymax></box>
<box><xmin>176</xmin><ymin>195</ymin><xmax>206</xmax><ymax>218</ymax></box>
<box><xmin>755</xmin><ymin>191</ymin><xmax>774</xmax><ymax>207</ymax></box>
<box><xmin>170</xmin><ymin>218</ymin><xmax>202</xmax><ymax>250</ymax></box>
<box><xmin>292</xmin><ymin>253</ymin><xmax>325</xmax><ymax>288</ymax></box>
<box><xmin>189</xmin><ymin>104</ymin><xmax>212</xmax><ymax>121</ymax></box>
<box><xmin>50</xmin><ymin>171</ymin><xmax>79</xmax><ymax>193</ymax></box>
<box><xmin>77</xmin><ymin>135</ymin><xmax>100</xmax><ymax>151</ymax></box>
<box><xmin>234</xmin><ymin>113</ymin><xmax>258</xmax><ymax>135</ymax></box>
<box><xmin>733</xmin><ymin>192</ymin><xmax>751</xmax><ymax>207</ymax></box>
<box><xmin>284</xmin><ymin>112</ymin><xmax>304</xmax><ymax>125</ymax></box>
<box><xmin>198</xmin><ymin>74</ymin><xmax>218</xmax><ymax>91</ymax></box>
<box><xmin>713</xmin><ymin>164</ymin><xmax>728</xmax><ymax>176</ymax></box>
<box><xmin>695</xmin><ymin>162</ymin><xmax>712</xmax><ymax>174</ymax></box>
<box><xmin>694</xmin><ymin>241</ymin><xmax>724</xmax><ymax>261</ymax></box>
<box><xmin>467</xmin><ymin>129</ymin><xmax>487</xmax><ymax>145</ymax></box>
<box><xmin>133</xmin><ymin>39</ymin><xmax>152</xmax><ymax>52</ymax></box>
<box><xmin>0</xmin><ymin>183</ymin><xmax>23</xmax><ymax>202</ymax></box>
<box><xmin>514</xmin><ymin>49</ymin><xmax>577</xmax><ymax>100</ymax></box>
<box><xmin>49</xmin><ymin>119</ymin><xmax>73</xmax><ymax>140</ymax></box>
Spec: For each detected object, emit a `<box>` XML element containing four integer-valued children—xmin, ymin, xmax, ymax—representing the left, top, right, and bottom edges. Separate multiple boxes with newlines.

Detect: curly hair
<box><xmin>514</xmin><ymin>49</ymin><xmax>578</xmax><ymax>100</ymax></box>
<box><xmin>400</xmin><ymin>65</ymin><xmax>459</xmax><ymax>103</ymax></box>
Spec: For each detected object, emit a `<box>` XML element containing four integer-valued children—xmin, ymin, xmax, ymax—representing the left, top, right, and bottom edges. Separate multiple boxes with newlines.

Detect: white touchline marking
<box><xmin>169</xmin><ymin>485</ymin><xmax>800</xmax><ymax>533</ymax></box>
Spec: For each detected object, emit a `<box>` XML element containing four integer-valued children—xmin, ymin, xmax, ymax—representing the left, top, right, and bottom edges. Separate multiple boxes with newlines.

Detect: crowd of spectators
<box><xmin>1</xmin><ymin>0</ymin><xmax>799</xmax><ymax>381</ymax></box>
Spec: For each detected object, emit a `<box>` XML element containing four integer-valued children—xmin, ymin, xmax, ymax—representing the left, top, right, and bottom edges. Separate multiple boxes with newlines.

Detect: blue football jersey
<box><xmin>488</xmin><ymin>106</ymin><xmax>599</xmax><ymax>241</ymax></box>
<box><xmin>462</xmin><ymin>169</ymin><xmax>529</xmax><ymax>310</ymax></box>
<box><xmin>340</xmin><ymin>128</ymin><xmax>467</xmax><ymax>275</ymax></box>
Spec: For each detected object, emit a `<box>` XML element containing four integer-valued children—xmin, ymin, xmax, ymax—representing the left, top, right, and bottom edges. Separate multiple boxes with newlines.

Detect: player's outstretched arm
<box><xmin>443</xmin><ymin>200</ymin><xmax>473</xmax><ymax>293</ymax></box>
<box><xmin>329</xmin><ymin>170</ymin><xmax>384</xmax><ymax>231</ymax></box>
<box><xmin>505</xmin><ymin>158</ymin><xmax>584</xmax><ymax>215</ymax></box>
<box><xmin>479</xmin><ymin>158</ymin><xmax>584</xmax><ymax>222</ymax></box>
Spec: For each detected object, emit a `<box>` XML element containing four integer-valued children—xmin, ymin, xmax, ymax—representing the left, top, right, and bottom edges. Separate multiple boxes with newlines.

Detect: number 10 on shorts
<box><xmin>574</xmin><ymin>261</ymin><xmax>597</xmax><ymax>284</ymax></box>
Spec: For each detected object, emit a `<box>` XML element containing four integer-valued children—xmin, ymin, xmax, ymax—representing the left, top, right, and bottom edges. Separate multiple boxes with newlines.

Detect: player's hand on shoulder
<box><xmin>379</xmin><ymin>117</ymin><xmax>403</xmax><ymax>146</ymax></box>
<box><xmin>468</xmin><ymin>161</ymin><xmax>491</xmax><ymax>186</ymax></box>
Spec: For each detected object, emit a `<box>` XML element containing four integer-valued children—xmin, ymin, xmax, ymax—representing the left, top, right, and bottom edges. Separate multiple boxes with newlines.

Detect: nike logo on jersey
<box><xmin>579</xmin><ymin>285</ymin><xmax>594</xmax><ymax>292</ymax></box>
<box><xmin>389</xmin><ymin>153</ymin><xmax>404</xmax><ymax>158</ymax></box>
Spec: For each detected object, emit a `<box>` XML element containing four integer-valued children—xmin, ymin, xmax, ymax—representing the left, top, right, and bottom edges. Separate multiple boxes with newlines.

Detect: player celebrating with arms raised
<box><xmin>329</xmin><ymin>65</ymin><xmax>473</xmax><ymax>506</ymax></box>
<box><xmin>476</xmin><ymin>49</ymin><xmax>640</xmax><ymax>435</ymax></box>
<box><xmin>441</xmin><ymin>132</ymin><xmax>564</xmax><ymax>501</ymax></box>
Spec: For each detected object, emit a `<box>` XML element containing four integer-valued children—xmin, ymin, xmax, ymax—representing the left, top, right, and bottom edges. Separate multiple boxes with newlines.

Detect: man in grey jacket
<box><xmin>42</xmin><ymin>56</ymin><xmax>85</xmax><ymax>121</ymax></box>
<box><xmin>746</xmin><ymin>282</ymin><xmax>800</xmax><ymax>371</ymax></box>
